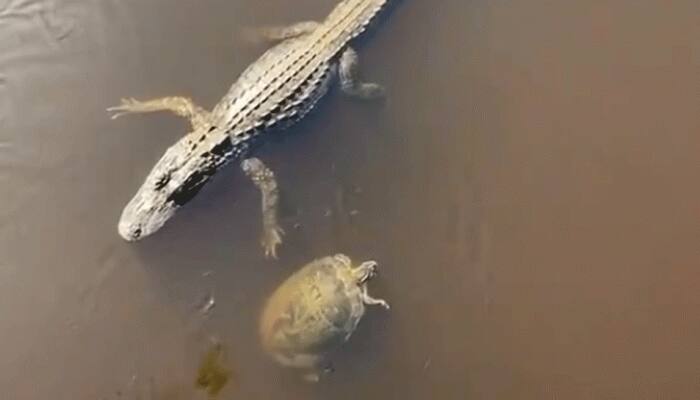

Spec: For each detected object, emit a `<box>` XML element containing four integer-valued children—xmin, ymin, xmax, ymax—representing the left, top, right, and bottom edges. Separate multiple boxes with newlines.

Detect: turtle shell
<box><xmin>260</xmin><ymin>255</ymin><xmax>366</xmax><ymax>365</ymax></box>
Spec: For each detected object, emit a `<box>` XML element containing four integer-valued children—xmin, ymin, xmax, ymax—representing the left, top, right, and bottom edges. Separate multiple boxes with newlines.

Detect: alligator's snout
<box><xmin>118</xmin><ymin>219</ymin><xmax>143</xmax><ymax>241</ymax></box>
<box><xmin>118</xmin><ymin>205</ymin><xmax>147</xmax><ymax>242</ymax></box>
<box><xmin>117</xmin><ymin>189</ymin><xmax>177</xmax><ymax>242</ymax></box>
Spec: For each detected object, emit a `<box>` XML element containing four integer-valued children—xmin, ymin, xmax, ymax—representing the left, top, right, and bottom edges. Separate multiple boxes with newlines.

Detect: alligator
<box><xmin>108</xmin><ymin>0</ymin><xmax>395</xmax><ymax>258</ymax></box>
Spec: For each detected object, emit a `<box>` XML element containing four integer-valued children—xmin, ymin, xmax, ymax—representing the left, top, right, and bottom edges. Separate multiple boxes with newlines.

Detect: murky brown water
<box><xmin>1</xmin><ymin>0</ymin><xmax>699</xmax><ymax>398</ymax></box>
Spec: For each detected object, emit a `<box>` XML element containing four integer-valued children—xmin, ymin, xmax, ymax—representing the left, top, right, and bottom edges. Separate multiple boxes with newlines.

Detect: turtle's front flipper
<box><xmin>339</xmin><ymin>47</ymin><xmax>386</xmax><ymax>100</ymax></box>
<box><xmin>107</xmin><ymin>96</ymin><xmax>210</xmax><ymax>131</ymax></box>
<box><xmin>241</xmin><ymin>158</ymin><xmax>284</xmax><ymax>259</ymax></box>
<box><xmin>361</xmin><ymin>286</ymin><xmax>390</xmax><ymax>310</ymax></box>
<box><xmin>246</xmin><ymin>21</ymin><xmax>320</xmax><ymax>43</ymax></box>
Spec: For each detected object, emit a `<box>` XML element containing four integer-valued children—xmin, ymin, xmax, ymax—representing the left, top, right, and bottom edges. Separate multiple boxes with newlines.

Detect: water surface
<box><xmin>1</xmin><ymin>0</ymin><xmax>699</xmax><ymax>398</ymax></box>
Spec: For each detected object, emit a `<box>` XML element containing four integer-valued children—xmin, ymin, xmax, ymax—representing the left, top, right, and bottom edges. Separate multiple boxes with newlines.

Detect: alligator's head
<box><xmin>118</xmin><ymin>133</ymin><xmax>237</xmax><ymax>241</ymax></box>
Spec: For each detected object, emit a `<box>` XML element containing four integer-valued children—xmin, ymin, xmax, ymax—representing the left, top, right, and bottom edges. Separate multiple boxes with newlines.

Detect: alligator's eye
<box><xmin>154</xmin><ymin>173</ymin><xmax>171</xmax><ymax>190</ymax></box>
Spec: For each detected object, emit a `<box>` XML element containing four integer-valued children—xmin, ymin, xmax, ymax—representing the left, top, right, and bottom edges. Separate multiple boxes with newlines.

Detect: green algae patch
<box><xmin>195</xmin><ymin>342</ymin><xmax>232</xmax><ymax>398</ymax></box>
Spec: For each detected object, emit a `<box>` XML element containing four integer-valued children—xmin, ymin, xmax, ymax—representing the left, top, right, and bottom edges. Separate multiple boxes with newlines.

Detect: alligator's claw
<box><xmin>262</xmin><ymin>225</ymin><xmax>285</xmax><ymax>259</ymax></box>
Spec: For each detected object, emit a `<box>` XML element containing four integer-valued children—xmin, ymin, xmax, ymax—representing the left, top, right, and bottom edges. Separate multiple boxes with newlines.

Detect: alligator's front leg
<box><xmin>107</xmin><ymin>96</ymin><xmax>210</xmax><ymax>131</ymax></box>
<box><xmin>339</xmin><ymin>47</ymin><xmax>386</xmax><ymax>100</ymax></box>
<box><xmin>241</xmin><ymin>158</ymin><xmax>284</xmax><ymax>259</ymax></box>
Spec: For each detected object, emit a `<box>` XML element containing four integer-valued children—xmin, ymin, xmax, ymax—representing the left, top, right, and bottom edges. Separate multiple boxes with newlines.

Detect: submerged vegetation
<box><xmin>195</xmin><ymin>342</ymin><xmax>232</xmax><ymax>398</ymax></box>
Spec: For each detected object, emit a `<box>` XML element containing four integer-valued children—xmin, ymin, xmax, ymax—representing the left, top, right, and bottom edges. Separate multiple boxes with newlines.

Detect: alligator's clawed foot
<box><xmin>107</xmin><ymin>97</ymin><xmax>148</xmax><ymax>119</ymax></box>
<box><xmin>107</xmin><ymin>96</ymin><xmax>210</xmax><ymax>130</ymax></box>
<box><xmin>262</xmin><ymin>225</ymin><xmax>285</xmax><ymax>259</ymax></box>
<box><xmin>344</xmin><ymin>83</ymin><xmax>386</xmax><ymax>100</ymax></box>
<box><xmin>239</xmin><ymin>27</ymin><xmax>268</xmax><ymax>46</ymax></box>
<box><xmin>243</xmin><ymin>21</ymin><xmax>320</xmax><ymax>44</ymax></box>
<box><xmin>241</xmin><ymin>158</ymin><xmax>284</xmax><ymax>259</ymax></box>
<box><xmin>339</xmin><ymin>47</ymin><xmax>386</xmax><ymax>101</ymax></box>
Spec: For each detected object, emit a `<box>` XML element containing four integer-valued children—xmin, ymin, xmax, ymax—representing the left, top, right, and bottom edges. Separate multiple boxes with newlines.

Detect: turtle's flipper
<box><xmin>361</xmin><ymin>286</ymin><xmax>390</xmax><ymax>310</ymax></box>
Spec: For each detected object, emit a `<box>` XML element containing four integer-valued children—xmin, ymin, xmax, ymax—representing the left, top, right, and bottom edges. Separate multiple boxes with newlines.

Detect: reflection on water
<box><xmin>1</xmin><ymin>0</ymin><xmax>699</xmax><ymax>399</ymax></box>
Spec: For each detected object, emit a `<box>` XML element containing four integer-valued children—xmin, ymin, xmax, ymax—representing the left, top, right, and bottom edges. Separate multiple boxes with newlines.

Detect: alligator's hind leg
<box><xmin>263</xmin><ymin>21</ymin><xmax>320</xmax><ymax>40</ymax></box>
<box><xmin>244</xmin><ymin>21</ymin><xmax>320</xmax><ymax>44</ymax></box>
<box><xmin>107</xmin><ymin>96</ymin><xmax>210</xmax><ymax>131</ymax></box>
<box><xmin>339</xmin><ymin>47</ymin><xmax>386</xmax><ymax>100</ymax></box>
<box><xmin>241</xmin><ymin>158</ymin><xmax>284</xmax><ymax>259</ymax></box>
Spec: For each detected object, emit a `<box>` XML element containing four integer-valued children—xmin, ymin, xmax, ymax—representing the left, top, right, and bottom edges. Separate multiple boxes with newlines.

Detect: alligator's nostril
<box><xmin>132</xmin><ymin>227</ymin><xmax>142</xmax><ymax>239</ymax></box>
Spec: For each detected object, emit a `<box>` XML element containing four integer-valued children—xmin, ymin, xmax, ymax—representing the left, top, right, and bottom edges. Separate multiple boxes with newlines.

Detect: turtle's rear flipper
<box><xmin>322</xmin><ymin>362</ymin><xmax>335</xmax><ymax>374</ymax></box>
<box><xmin>302</xmin><ymin>372</ymin><xmax>320</xmax><ymax>383</ymax></box>
<box><xmin>302</xmin><ymin>363</ymin><xmax>334</xmax><ymax>383</ymax></box>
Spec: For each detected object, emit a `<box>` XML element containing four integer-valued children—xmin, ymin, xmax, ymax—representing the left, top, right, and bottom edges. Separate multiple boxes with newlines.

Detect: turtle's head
<box><xmin>118</xmin><ymin>136</ymin><xmax>231</xmax><ymax>241</ymax></box>
<box><xmin>354</xmin><ymin>260</ymin><xmax>379</xmax><ymax>284</ymax></box>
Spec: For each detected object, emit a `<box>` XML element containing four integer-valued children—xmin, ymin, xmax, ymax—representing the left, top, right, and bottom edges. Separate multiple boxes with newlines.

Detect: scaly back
<box><xmin>318</xmin><ymin>0</ymin><xmax>393</xmax><ymax>51</ymax></box>
<box><xmin>213</xmin><ymin>0</ymin><xmax>393</xmax><ymax>140</ymax></box>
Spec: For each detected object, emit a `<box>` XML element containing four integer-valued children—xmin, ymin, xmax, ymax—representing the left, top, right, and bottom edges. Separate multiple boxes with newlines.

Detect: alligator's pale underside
<box><xmin>108</xmin><ymin>0</ymin><xmax>394</xmax><ymax>257</ymax></box>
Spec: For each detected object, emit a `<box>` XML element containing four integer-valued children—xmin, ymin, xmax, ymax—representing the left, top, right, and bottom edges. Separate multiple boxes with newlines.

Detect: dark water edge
<box><xmin>0</xmin><ymin>0</ymin><xmax>699</xmax><ymax>399</ymax></box>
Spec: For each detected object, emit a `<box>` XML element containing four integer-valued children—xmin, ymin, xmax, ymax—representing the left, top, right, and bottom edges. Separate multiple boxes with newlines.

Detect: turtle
<box><xmin>259</xmin><ymin>254</ymin><xmax>390</xmax><ymax>382</ymax></box>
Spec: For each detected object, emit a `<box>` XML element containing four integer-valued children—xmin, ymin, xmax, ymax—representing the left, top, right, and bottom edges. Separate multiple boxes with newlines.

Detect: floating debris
<box><xmin>198</xmin><ymin>293</ymin><xmax>216</xmax><ymax>316</ymax></box>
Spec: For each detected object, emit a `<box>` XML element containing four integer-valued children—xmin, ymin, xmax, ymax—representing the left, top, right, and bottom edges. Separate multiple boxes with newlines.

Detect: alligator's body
<box><xmin>109</xmin><ymin>0</ymin><xmax>394</xmax><ymax>257</ymax></box>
